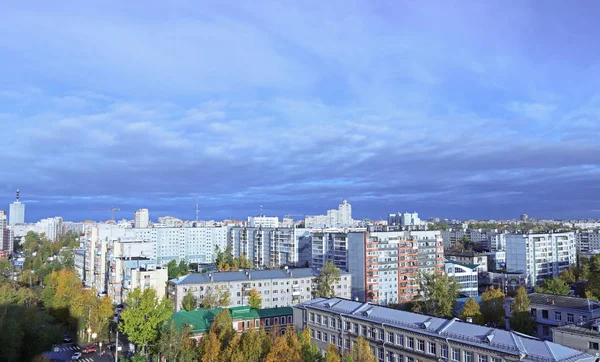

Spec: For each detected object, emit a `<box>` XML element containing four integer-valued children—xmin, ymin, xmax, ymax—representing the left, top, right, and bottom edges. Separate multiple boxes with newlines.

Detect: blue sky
<box><xmin>1</xmin><ymin>1</ymin><xmax>599</xmax><ymax>222</ymax></box>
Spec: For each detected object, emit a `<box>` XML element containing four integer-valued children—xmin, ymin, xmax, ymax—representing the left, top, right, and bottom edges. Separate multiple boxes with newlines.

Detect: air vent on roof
<box><xmin>325</xmin><ymin>302</ymin><xmax>333</xmax><ymax>308</ymax></box>
<box><xmin>364</xmin><ymin>309</ymin><xmax>373</xmax><ymax>317</ymax></box>
<box><xmin>486</xmin><ymin>334</ymin><xmax>495</xmax><ymax>343</ymax></box>
<box><xmin>423</xmin><ymin>321</ymin><xmax>431</xmax><ymax>329</ymax></box>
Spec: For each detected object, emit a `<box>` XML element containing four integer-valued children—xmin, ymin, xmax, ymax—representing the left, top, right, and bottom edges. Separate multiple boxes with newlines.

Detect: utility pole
<box><xmin>115</xmin><ymin>328</ymin><xmax>119</xmax><ymax>362</ymax></box>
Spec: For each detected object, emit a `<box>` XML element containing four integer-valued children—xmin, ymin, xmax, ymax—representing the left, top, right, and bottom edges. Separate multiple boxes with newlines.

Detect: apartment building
<box><xmin>445</xmin><ymin>260</ymin><xmax>478</xmax><ymax>297</ymax></box>
<box><xmin>506</xmin><ymin>293</ymin><xmax>600</xmax><ymax>341</ymax></box>
<box><xmin>576</xmin><ymin>231</ymin><xmax>600</xmax><ymax>253</ymax></box>
<box><xmin>294</xmin><ymin>298</ymin><xmax>594</xmax><ymax>362</ymax></box>
<box><xmin>134</xmin><ymin>209</ymin><xmax>149</xmax><ymax>228</ymax></box>
<box><xmin>167</xmin><ymin>268</ymin><xmax>352</xmax><ymax>312</ymax></box>
<box><xmin>305</xmin><ymin>200</ymin><xmax>353</xmax><ymax>229</ymax></box>
<box><xmin>311</xmin><ymin>229</ymin><xmax>349</xmax><ymax>270</ymax></box>
<box><xmin>229</xmin><ymin>227</ymin><xmax>299</xmax><ymax>268</ymax></box>
<box><xmin>347</xmin><ymin>231</ymin><xmax>444</xmax><ymax>305</ymax></box>
<box><xmin>505</xmin><ymin>232</ymin><xmax>576</xmax><ymax>287</ymax></box>
<box><xmin>0</xmin><ymin>211</ymin><xmax>10</xmax><ymax>258</ymax></box>
<box><xmin>247</xmin><ymin>216</ymin><xmax>279</xmax><ymax>228</ymax></box>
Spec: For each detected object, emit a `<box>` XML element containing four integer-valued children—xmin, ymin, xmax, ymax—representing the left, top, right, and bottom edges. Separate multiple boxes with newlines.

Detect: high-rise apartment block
<box><xmin>135</xmin><ymin>208</ymin><xmax>149</xmax><ymax>228</ymax></box>
<box><xmin>229</xmin><ymin>227</ymin><xmax>300</xmax><ymax>268</ymax></box>
<box><xmin>305</xmin><ymin>200</ymin><xmax>353</xmax><ymax>228</ymax></box>
<box><xmin>347</xmin><ymin>230</ymin><xmax>445</xmax><ymax>305</ymax></box>
<box><xmin>9</xmin><ymin>190</ymin><xmax>25</xmax><ymax>225</ymax></box>
<box><xmin>387</xmin><ymin>212</ymin><xmax>421</xmax><ymax>228</ymax></box>
<box><xmin>576</xmin><ymin>230</ymin><xmax>600</xmax><ymax>254</ymax></box>
<box><xmin>506</xmin><ymin>232</ymin><xmax>576</xmax><ymax>287</ymax></box>
<box><xmin>247</xmin><ymin>216</ymin><xmax>279</xmax><ymax>228</ymax></box>
<box><xmin>311</xmin><ymin>230</ymin><xmax>349</xmax><ymax>271</ymax></box>
<box><xmin>0</xmin><ymin>211</ymin><xmax>11</xmax><ymax>257</ymax></box>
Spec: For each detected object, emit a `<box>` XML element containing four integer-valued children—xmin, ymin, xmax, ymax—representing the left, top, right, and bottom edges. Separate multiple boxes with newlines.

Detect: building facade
<box><xmin>576</xmin><ymin>231</ymin><xmax>600</xmax><ymax>254</ymax></box>
<box><xmin>167</xmin><ymin>268</ymin><xmax>352</xmax><ymax>312</ymax></box>
<box><xmin>445</xmin><ymin>260</ymin><xmax>478</xmax><ymax>297</ymax></box>
<box><xmin>553</xmin><ymin>318</ymin><xmax>600</xmax><ymax>355</ymax></box>
<box><xmin>9</xmin><ymin>190</ymin><xmax>25</xmax><ymax>225</ymax></box>
<box><xmin>305</xmin><ymin>200</ymin><xmax>353</xmax><ymax>229</ymax></box>
<box><xmin>247</xmin><ymin>216</ymin><xmax>279</xmax><ymax>228</ymax></box>
<box><xmin>135</xmin><ymin>209</ymin><xmax>149</xmax><ymax>228</ymax></box>
<box><xmin>347</xmin><ymin>231</ymin><xmax>445</xmax><ymax>305</ymax></box>
<box><xmin>311</xmin><ymin>230</ymin><xmax>349</xmax><ymax>270</ymax></box>
<box><xmin>294</xmin><ymin>298</ymin><xmax>594</xmax><ymax>362</ymax></box>
<box><xmin>505</xmin><ymin>232</ymin><xmax>576</xmax><ymax>287</ymax></box>
<box><xmin>388</xmin><ymin>212</ymin><xmax>421</xmax><ymax>228</ymax></box>
<box><xmin>229</xmin><ymin>227</ymin><xmax>299</xmax><ymax>268</ymax></box>
<box><xmin>444</xmin><ymin>250</ymin><xmax>488</xmax><ymax>273</ymax></box>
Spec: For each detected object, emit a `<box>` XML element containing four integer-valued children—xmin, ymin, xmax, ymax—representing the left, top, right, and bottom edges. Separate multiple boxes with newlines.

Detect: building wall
<box><xmin>445</xmin><ymin>262</ymin><xmax>478</xmax><ymax>297</ymax></box>
<box><xmin>552</xmin><ymin>328</ymin><xmax>600</xmax><ymax>355</ymax></box>
<box><xmin>135</xmin><ymin>209</ymin><xmax>149</xmax><ymax>228</ymax></box>
<box><xmin>9</xmin><ymin>202</ymin><xmax>25</xmax><ymax>225</ymax></box>
<box><xmin>229</xmin><ymin>227</ymin><xmax>299</xmax><ymax>268</ymax></box>
<box><xmin>311</xmin><ymin>230</ymin><xmax>348</xmax><ymax>271</ymax></box>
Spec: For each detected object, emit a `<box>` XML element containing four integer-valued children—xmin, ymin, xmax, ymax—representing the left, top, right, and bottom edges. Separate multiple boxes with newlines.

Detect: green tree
<box><xmin>178</xmin><ymin>259</ymin><xmax>188</xmax><ymax>276</ymax></box>
<box><xmin>201</xmin><ymin>331</ymin><xmax>221</xmax><ymax>362</ymax></box>
<box><xmin>210</xmin><ymin>309</ymin><xmax>235</xmax><ymax>351</ymax></box>
<box><xmin>0</xmin><ymin>258</ymin><xmax>11</xmax><ymax>283</ymax></box>
<box><xmin>460</xmin><ymin>297</ymin><xmax>483</xmax><ymax>324</ymax></box>
<box><xmin>167</xmin><ymin>260</ymin><xmax>179</xmax><ymax>279</ymax></box>
<box><xmin>510</xmin><ymin>286</ymin><xmax>536</xmax><ymax>335</ymax></box>
<box><xmin>182</xmin><ymin>291</ymin><xmax>197</xmax><ymax>311</ymax></box>
<box><xmin>156</xmin><ymin>321</ymin><xmax>191</xmax><ymax>362</ymax></box>
<box><xmin>315</xmin><ymin>261</ymin><xmax>341</xmax><ymax>298</ymax></box>
<box><xmin>248</xmin><ymin>288</ymin><xmax>262</xmax><ymax>309</ymax></box>
<box><xmin>481</xmin><ymin>288</ymin><xmax>506</xmax><ymax>328</ymax></box>
<box><xmin>350</xmin><ymin>337</ymin><xmax>377</xmax><ymax>362</ymax></box>
<box><xmin>119</xmin><ymin>287</ymin><xmax>174</xmax><ymax>353</ymax></box>
<box><xmin>559</xmin><ymin>268</ymin><xmax>577</xmax><ymax>284</ymax></box>
<box><xmin>240</xmin><ymin>328</ymin><xmax>265</xmax><ymax>362</ymax></box>
<box><xmin>200</xmin><ymin>286</ymin><xmax>231</xmax><ymax>309</ymax></box>
<box><xmin>534</xmin><ymin>278</ymin><xmax>570</xmax><ymax>296</ymax></box>
<box><xmin>414</xmin><ymin>273</ymin><xmax>461</xmax><ymax>318</ymax></box>
<box><xmin>299</xmin><ymin>328</ymin><xmax>322</xmax><ymax>362</ymax></box>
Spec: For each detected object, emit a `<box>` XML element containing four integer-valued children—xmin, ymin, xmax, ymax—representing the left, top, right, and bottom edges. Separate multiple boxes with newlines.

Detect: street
<box><xmin>43</xmin><ymin>342</ymin><xmax>129</xmax><ymax>362</ymax></box>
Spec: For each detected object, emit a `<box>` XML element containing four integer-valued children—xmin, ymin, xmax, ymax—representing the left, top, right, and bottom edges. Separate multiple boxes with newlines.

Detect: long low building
<box><xmin>294</xmin><ymin>298</ymin><xmax>595</xmax><ymax>362</ymax></box>
<box><xmin>168</xmin><ymin>268</ymin><xmax>352</xmax><ymax>312</ymax></box>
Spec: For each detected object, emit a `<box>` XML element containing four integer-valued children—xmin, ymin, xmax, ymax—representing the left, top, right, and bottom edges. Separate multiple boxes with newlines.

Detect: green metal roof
<box><xmin>169</xmin><ymin>306</ymin><xmax>293</xmax><ymax>334</ymax></box>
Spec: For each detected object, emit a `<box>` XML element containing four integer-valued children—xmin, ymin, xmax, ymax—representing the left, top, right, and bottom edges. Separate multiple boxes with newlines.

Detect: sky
<box><xmin>1</xmin><ymin>1</ymin><xmax>600</xmax><ymax>222</ymax></box>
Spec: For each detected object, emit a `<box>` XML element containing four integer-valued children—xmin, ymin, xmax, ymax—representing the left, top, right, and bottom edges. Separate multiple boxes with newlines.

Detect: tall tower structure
<box><xmin>9</xmin><ymin>190</ymin><xmax>25</xmax><ymax>225</ymax></box>
<box><xmin>135</xmin><ymin>208</ymin><xmax>149</xmax><ymax>228</ymax></box>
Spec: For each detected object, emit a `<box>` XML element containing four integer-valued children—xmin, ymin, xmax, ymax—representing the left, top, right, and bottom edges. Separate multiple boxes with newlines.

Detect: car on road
<box><xmin>82</xmin><ymin>345</ymin><xmax>97</xmax><ymax>353</ymax></box>
<box><xmin>71</xmin><ymin>352</ymin><xmax>81</xmax><ymax>360</ymax></box>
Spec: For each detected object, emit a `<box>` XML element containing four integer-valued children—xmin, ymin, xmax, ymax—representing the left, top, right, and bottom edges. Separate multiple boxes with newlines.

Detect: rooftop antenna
<box><xmin>16</xmin><ymin>189</ymin><xmax>20</xmax><ymax>201</ymax></box>
<box><xmin>260</xmin><ymin>205</ymin><xmax>263</xmax><ymax>217</ymax></box>
<box><xmin>195</xmin><ymin>195</ymin><xmax>199</xmax><ymax>222</ymax></box>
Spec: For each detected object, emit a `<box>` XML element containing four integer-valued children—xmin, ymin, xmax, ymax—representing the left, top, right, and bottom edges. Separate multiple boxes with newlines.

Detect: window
<box><xmin>406</xmin><ymin>337</ymin><xmax>414</xmax><ymax>349</ymax></box>
<box><xmin>274</xmin><ymin>317</ymin><xmax>279</xmax><ymax>325</ymax></box>
<box><xmin>589</xmin><ymin>342</ymin><xmax>599</xmax><ymax>350</ymax></box>
<box><xmin>317</xmin><ymin>315</ymin><xmax>321</xmax><ymax>324</ymax></box>
<box><xmin>406</xmin><ymin>357</ymin><xmax>414</xmax><ymax>362</ymax></box>
<box><xmin>345</xmin><ymin>321</ymin><xmax>351</xmax><ymax>331</ymax></box>
<box><xmin>323</xmin><ymin>332</ymin><xmax>328</xmax><ymax>342</ymax></box>
<box><xmin>310</xmin><ymin>313</ymin><xmax>315</xmax><ymax>322</ymax></box>
<box><xmin>464</xmin><ymin>351</ymin><xmax>473</xmax><ymax>362</ymax></box>
<box><xmin>311</xmin><ymin>329</ymin><xmax>315</xmax><ymax>338</ymax></box>
<box><xmin>323</xmin><ymin>316</ymin><xmax>328</xmax><ymax>326</ymax></box>
<box><xmin>387</xmin><ymin>351</ymin><xmax>396</xmax><ymax>362</ymax></box>
<box><xmin>452</xmin><ymin>348</ymin><xmax>460</xmax><ymax>362</ymax></box>
<box><xmin>428</xmin><ymin>342</ymin><xmax>436</xmax><ymax>355</ymax></box>
<box><xmin>379</xmin><ymin>348</ymin><xmax>384</xmax><ymax>361</ymax></box>
<box><xmin>542</xmin><ymin>310</ymin><xmax>549</xmax><ymax>319</ymax></box>
<box><xmin>362</xmin><ymin>325</ymin><xmax>367</xmax><ymax>337</ymax></box>
<box><xmin>441</xmin><ymin>345</ymin><xmax>448</xmax><ymax>359</ymax></box>
<box><xmin>555</xmin><ymin>312</ymin><xmax>562</xmax><ymax>321</ymax></box>
<box><xmin>530</xmin><ymin>308</ymin><xmax>536</xmax><ymax>317</ymax></box>
<box><xmin>397</xmin><ymin>354</ymin><xmax>404</xmax><ymax>362</ymax></box>
<box><xmin>354</xmin><ymin>323</ymin><xmax>359</xmax><ymax>335</ymax></box>
<box><xmin>378</xmin><ymin>329</ymin><xmax>384</xmax><ymax>341</ymax></box>
<box><xmin>492</xmin><ymin>358</ymin><xmax>502</xmax><ymax>362</ymax></box>
<box><xmin>288</xmin><ymin>316</ymin><xmax>293</xmax><ymax>324</ymax></box>
<box><xmin>317</xmin><ymin>331</ymin><xmax>322</xmax><ymax>341</ymax></box>
<box><xmin>417</xmin><ymin>340</ymin><xmax>425</xmax><ymax>352</ymax></box>
<box><xmin>388</xmin><ymin>332</ymin><xmax>394</xmax><ymax>343</ymax></box>
<box><xmin>330</xmin><ymin>318</ymin><xmax>336</xmax><ymax>329</ymax></box>
<box><xmin>330</xmin><ymin>334</ymin><xmax>336</xmax><ymax>344</ymax></box>
<box><xmin>265</xmin><ymin>318</ymin><xmax>271</xmax><ymax>326</ymax></box>
<box><xmin>567</xmin><ymin>313</ymin><xmax>574</xmax><ymax>323</ymax></box>
<box><xmin>542</xmin><ymin>326</ymin><xmax>550</xmax><ymax>336</ymax></box>
<box><xmin>396</xmin><ymin>334</ymin><xmax>403</xmax><ymax>346</ymax></box>
<box><xmin>478</xmin><ymin>355</ymin><xmax>488</xmax><ymax>362</ymax></box>
<box><xmin>345</xmin><ymin>339</ymin><xmax>350</xmax><ymax>349</ymax></box>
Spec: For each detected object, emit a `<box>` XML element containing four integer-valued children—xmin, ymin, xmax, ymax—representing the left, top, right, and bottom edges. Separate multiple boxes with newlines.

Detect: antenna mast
<box><xmin>196</xmin><ymin>195</ymin><xmax>199</xmax><ymax>222</ymax></box>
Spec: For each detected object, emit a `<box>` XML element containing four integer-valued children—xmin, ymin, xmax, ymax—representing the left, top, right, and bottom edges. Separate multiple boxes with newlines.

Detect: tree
<box><xmin>200</xmin><ymin>286</ymin><xmax>231</xmax><ymax>309</ymax></box>
<box><xmin>0</xmin><ymin>258</ymin><xmax>12</xmax><ymax>283</ymax></box>
<box><xmin>265</xmin><ymin>327</ymin><xmax>302</xmax><ymax>362</ymax></box>
<box><xmin>156</xmin><ymin>321</ymin><xmax>191</xmax><ymax>362</ymax></box>
<box><xmin>415</xmin><ymin>273</ymin><xmax>461</xmax><ymax>318</ymax></box>
<box><xmin>534</xmin><ymin>278</ymin><xmax>571</xmax><ymax>296</ymax></box>
<box><xmin>350</xmin><ymin>337</ymin><xmax>377</xmax><ymax>362</ymax></box>
<box><xmin>210</xmin><ymin>309</ymin><xmax>235</xmax><ymax>351</ymax></box>
<box><xmin>201</xmin><ymin>332</ymin><xmax>220</xmax><ymax>362</ymax></box>
<box><xmin>119</xmin><ymin>287</ymin><xmax>174</xmax><ymax>352</ymax></box>
<box><xmin>182</xmin><ymin>291</ymin><xmax>197</xmax><ymax>311</ymax></box>
<box><xmin>460</xmin><ymin>297</ymin><xmax>483</xmax><ymax>324</ymax></box>
<box><xmin>510</xmin><ymin>286</ymin><xmax>536</xmax><ymax>335</ymax></box>
<box><xmin>240</xmin><ymin>328</ymin><xmax>266</xmax><ymax>362</ymax></box>
<box><xmin>178</xmin><ymin>259</ymin><xmax>188</xmax><ymax>276</ymax></box>
<box><xmin>481</xmin><ymin>288</ymin><xmax>506</xmax><ymax>328</ymax></box>
<box><xmin>559</xmin><ymin>268</ymin><xmax>577</xmax><ymax>284</ymax></box>
<box><xmin>315</xmin><ymin>261</ymin><xmax>341</xmax><ymax>298</ymax></box>
<box><xmin>299</xmin><ymin>328</ymin><xmax>322</xmax><ymax>362</ymax></box>
<box><xmin>325</xmin><ymin>343</ymin><xmax>342</xmax><ymax>362</ymax></box>
<box><xmin>167</xmin><ymin>259</ymin><xmax>179</xmax><ymax>280</ymax></box>
<box><xmin>248</xmin><ymin>288</ymin><xmax>262</xmax><ymax>309</ymax></box>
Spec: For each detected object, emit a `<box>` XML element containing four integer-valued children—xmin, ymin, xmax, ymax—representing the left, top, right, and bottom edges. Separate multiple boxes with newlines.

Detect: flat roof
<box><xmin>169</xmin><ymin>268</ymin><xmax>350</xmax><ymax>286</ymax></box>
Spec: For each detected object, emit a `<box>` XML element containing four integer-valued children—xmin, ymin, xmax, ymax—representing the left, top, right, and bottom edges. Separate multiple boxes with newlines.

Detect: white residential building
<box><xmin>167</xmin><ymin>268</ymin><xmax>352</xmax><ymax>312</ymax></box>
<box><xmin>305</xmin><ymin>200</ymin><xmax>353</xmax><ymax>228</ymax></box>
<box><xmin>445</xmin><ymin>260</ymin><xmax>478</xmax><ymax>297</ymax></box>
<box><xmin>0</xmin><ymin>211</ymin><xmax>10</xmax><ymax>257</ymax></box>
<box><xmin>576</xmin><ymin>231</ymin><xmax>600</xmax><ymax>253</ymax></box>
<box><xmin>506</xmin><ymin>232</ymin><xmax>576</xmax><ymax>287</ymax></box>
<box><xmin>135</xmin><ymin>209</ymin><xmax>149</xmax><ymax>228</ymax></box>
<box><xmin>247</xmin><ymin>216</ymin><xmax>279</xmax><ymax>228</ymax></box>
<box><xmin>37</xmin><ymin>217</ymin><xmax>64</xmax><ymax>241</ymax></box>
<box><xmin>388</xmin><ymin>212</ymin><xmax>421</xmax><ymax>227</ymax></box>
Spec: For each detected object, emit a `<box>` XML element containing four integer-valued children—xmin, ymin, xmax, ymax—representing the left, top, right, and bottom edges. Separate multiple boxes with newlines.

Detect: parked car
<box><xmin>71</xmin><ymin>352</ymin><xmax>81</xmax><ymax>360</ymax></box>
<box><xmin>82</xmin><ymin>345</ymin><xmax>97</xmax><ymax>353</ymax></box>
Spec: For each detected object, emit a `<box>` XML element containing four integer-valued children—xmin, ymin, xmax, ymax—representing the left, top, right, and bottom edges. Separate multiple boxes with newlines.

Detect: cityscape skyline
<box><xmin>2</xmin><ymin>2</ymin><xmax>599</xmax><ymax>222</ymax></box>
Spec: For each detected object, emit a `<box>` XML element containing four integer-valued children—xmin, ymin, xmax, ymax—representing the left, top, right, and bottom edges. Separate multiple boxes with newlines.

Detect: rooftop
<box><xmin>528</xmin><ymin>293</ymin><xmax>600</xmax><ymax>311</ymax></box>
<box><xmin>170</xmin><ymin>306</ymin><xmax>293</xmax><ymax>334</ymax></box>
<box><xmin>169</xmin><ymin>267</ymin><xmax>349</xmax><ymax>286</ymax></box>
<box><xmin>296</xmin><ymin>298</ymin><xmax>595</xmax><ymax>362</ymax></box>
<box><xmin>445</xmin><ymin>259</ymin><xmax>479</xmax><ymax>270</ymax></box>
<box><xmin>554</xmin><ymin>318</ymin><xmax>600</xmax><ymax>337</ymax></box>
<box><xmin>445</xmin><ymin>249</ymin><xmax>484</xmax><ymax>258</ymax></box>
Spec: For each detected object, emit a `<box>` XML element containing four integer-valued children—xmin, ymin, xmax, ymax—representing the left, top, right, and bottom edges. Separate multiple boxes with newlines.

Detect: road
<box><xmin>43</xmin><ymin>343</ymin><xmax>131</xmax><ymax>362</ymax></box>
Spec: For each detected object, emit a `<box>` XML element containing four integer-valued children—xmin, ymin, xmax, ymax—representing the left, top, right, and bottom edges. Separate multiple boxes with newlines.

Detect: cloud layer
<box><xmin>1</xmin><ymin>1</ymin><xmax>599</xmax><ymax>221</ymax></box>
